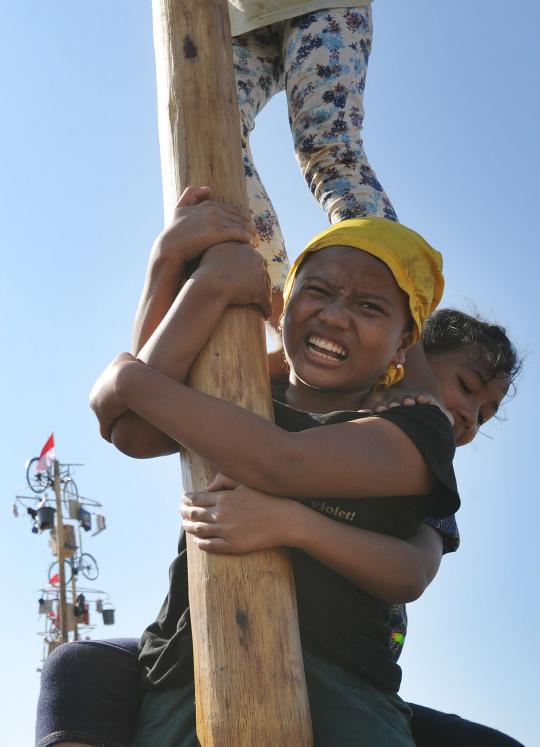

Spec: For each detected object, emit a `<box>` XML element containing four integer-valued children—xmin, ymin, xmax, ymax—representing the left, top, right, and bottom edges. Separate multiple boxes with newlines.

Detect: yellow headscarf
<box><xmin>282</xmin><ymin>217</ymin><xmax>444</xmax><ymax>387</ymax></box>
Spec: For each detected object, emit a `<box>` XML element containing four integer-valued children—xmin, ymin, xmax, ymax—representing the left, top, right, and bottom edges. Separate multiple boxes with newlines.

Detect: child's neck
<box><xmin>284</xmin><ymin>377</ymin><xmax>371</xmax><ymax>413</ymax></box>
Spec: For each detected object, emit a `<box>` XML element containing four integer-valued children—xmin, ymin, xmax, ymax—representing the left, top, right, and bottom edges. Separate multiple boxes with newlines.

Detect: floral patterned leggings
<box><xmin>233</xmin><ymin>6</ymin><xmax>397</xmax><ymax>290</ymax></box>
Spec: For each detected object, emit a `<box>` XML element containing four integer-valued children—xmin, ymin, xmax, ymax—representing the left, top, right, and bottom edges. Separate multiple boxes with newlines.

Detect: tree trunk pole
<box><xmin>151</xmin><ymin>1</ymin><xmax>313</xmax><ymax>745</ymax></box>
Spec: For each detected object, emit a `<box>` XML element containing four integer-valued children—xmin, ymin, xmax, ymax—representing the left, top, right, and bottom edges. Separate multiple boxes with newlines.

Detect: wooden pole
<box><xmin>71</xmin><ymin>573</ymin><xmax>79</xmax><ymax>641</ymax></box>
<box><xmin>52</xmin><ymin>460</ymin><xmax>69</xmax><ymax>644</ymax></box>
<box><xmin>151</xmin><ymin>1</ymin><xmax>313</xmax><ymax>745</ymax></box>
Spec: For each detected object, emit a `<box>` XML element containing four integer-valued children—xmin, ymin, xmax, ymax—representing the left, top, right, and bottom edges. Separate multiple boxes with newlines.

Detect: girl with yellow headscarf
<box><xmin>89</xmin><ymin>196</ymin><xmax>458</xmax><ymax>746</ymax></box>
<box><xmin>282</xmin><ymin>215</ymin><xmax>444</xmax><ymax>388</ymax></box>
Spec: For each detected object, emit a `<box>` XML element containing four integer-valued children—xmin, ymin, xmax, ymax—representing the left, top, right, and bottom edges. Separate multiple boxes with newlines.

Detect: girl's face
<box><xmin>427</xmin><ymin>346</ymin><xmax>510</xmax><ymax>446</ymax></box>
<box><xmin>282</xmin><ymin>246</ymin><xmax>411</xmax><ymax>411</ymax></box>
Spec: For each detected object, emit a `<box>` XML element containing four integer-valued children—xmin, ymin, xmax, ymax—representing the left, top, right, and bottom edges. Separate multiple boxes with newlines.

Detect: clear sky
<box><xmin>1</xmin><ymin>1</ymin><xmax>538</xmax><ymax>745</ymax></box>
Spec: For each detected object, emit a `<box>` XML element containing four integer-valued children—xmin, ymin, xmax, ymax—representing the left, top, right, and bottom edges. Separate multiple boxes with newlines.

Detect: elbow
<box><xmin>400</xmin><ymin>581</ymin><xmax>426</xmax><ymax>604</ymax></box>
<box><xmin>110</xmin><ymin>415</ymin><xmax>177</xmax><ymax>459</ymax></box>
<box><xmin>384</xmin><ymin>570</ymin><xmax>432</xmax><ymax>604</ymax></box>
<box><xmin>402</xmin><ymin>567</ymin><xmax>434</xmax><ymax>602</ymax></box>
<box><xmin>111</xmin><ymin>419</ymin><xmax>148</xmax><ymax>458</ymax></box>
<box><xmin>381</xmin><ymin>585</ymin><xmax>423</xmax><ymax>605</ymax></box>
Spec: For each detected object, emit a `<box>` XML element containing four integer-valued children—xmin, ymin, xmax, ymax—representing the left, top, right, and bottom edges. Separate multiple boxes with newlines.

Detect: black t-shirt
<box><xmin>139</xmin><ymin>400</ymin><xmax>459</xmax><ymax>694</ymax></box>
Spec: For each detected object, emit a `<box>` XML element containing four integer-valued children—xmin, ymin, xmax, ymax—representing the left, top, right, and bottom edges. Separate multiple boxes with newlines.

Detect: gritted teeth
<box><xmin>307</xmin><ymin>335</ymin><xmax>348</xmax><ymax>360</ymax></box>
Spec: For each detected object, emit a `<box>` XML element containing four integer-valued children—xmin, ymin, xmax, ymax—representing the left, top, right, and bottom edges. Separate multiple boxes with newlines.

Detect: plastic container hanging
<box><xmin>101</xmin><ymin>605</ymin><xmax>115</xmax><ymax>625</ymax></box>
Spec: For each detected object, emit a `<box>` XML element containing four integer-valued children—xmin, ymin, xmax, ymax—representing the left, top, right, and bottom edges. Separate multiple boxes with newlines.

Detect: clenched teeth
<box><xmin>307</xmin><ymin>335</ymin><xmax>348</xmax><ymax>360</ymax></box>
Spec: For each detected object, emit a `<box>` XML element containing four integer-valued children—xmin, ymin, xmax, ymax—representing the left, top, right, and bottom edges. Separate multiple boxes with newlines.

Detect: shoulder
<box><xmin>374</xmin><ymin>403</ymin><xmax>454</xmax><ymax>434</ymax></box>
<box><xmin>367</xmin><ymin>405</ymin><xmax>459</xmax><ymax>519</ymax></box>
<box><xmin>374</xmin><ymin>404</ymin><xmax>456</xmax><ymax>462</ymax></box>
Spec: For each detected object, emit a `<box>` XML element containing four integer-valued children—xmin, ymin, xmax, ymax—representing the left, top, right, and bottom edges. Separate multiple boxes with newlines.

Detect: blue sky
<box><xmin>1</xmin><ymin>2</ymin><xmax>538</xmax><ymax>744</ymax></box>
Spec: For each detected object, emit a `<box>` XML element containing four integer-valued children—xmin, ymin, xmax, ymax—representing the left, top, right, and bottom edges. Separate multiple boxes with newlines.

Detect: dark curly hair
<box><xmin>422</xmin><ymin>308</ymin><xmax>522</xmax><ymax>391</ymax></box>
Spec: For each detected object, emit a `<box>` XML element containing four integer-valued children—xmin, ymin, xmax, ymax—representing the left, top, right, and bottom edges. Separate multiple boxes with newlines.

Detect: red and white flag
<box><xmin>36</xmin><ymin>433</ymin><xmax>55</xmax><ymax>474</ymax></box>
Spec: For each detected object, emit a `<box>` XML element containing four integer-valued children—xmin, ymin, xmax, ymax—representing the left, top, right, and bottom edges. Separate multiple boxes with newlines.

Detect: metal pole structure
<box><xmin>53</xmin><ymin>460</ymin><xmax>69</xmax><ymax>644</ymax></box>
<box><xmin>151</xmin><ymin>1</ymin><xmax>312</xmax><ymax>745</ymax></box>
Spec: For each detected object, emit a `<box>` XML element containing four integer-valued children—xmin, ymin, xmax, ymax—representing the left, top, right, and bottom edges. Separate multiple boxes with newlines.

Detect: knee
<box><xmin>41</xmin><ymin>639</ymin><xmax>135</xmax><ymax>683</ymax></box>
<box><xmin>41</xmin><ymin>641</ymin><xmax>81</xmax><ymax>683</ymax></box>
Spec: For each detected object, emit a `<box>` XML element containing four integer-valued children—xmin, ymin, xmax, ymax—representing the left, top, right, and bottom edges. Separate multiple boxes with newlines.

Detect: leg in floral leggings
<box><xmin>233</xmin><ymin>6</ymin><xmax>397</xmax><ymax>294</ymax></box>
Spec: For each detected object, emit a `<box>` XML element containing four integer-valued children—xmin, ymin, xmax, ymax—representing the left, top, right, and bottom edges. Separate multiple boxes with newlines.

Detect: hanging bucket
<box><xmin>102</xmin><ymin>607</ymin><xmax>115</xmax><ymax>625</ymax></box>
<box><xmin>37</xmin><ymin>506</ymin><xmax>55</xmax><ymax>530</ymax></box>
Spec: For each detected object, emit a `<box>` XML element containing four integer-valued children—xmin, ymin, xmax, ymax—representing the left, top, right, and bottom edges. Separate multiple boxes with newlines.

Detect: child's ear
<box><xmin>393</xmin><ymin>331</ymin><xmax>413</xmax><ymax>366</ymax></box>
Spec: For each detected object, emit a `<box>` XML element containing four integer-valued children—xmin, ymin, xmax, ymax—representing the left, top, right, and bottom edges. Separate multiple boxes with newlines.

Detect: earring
<box><xmin>396</xmin><ymin>363</ymin><xmax>402</xmax><ymax>370</ymax></box>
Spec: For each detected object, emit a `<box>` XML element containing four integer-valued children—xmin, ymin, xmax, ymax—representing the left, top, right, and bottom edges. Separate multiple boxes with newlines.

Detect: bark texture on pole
<box><xmin>152</xmin><ymin>1</ymin><xmax>313</xmax><ymax>745</ymax></box>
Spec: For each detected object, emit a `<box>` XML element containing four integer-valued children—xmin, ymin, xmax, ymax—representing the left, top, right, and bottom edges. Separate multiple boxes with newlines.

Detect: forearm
<box><xmin>286</xmin><ymin>503</ymin><xmax>443</xmax><ymax>603</ymax></box>
<box><xmin>137</xmin><ymin>269</ymin><xmax>228</xmax><ymax>378</ymax></box>
<box><xmin>116</xmin><ymin>361</ymin><xmax>431</xmax><ymax>497</ymax></box>
<box><xmin>120</xmin><ymin>242</ymin><xmax>187</xmax><ymax>456</ymax></box>
<box><xmin>131</xmin><ymin>186</ymin><xmax>256</xmax><ymax>353</ymax></box>
<box><xmin>182</xmin><ymin>483</ymin><xmax>441</xmax><ymax>601</ymax></box>
<box><xmin>112</xmin><ymin>270</ymin><xmax>229</xmax><ymax>457</ymax></box>
<box><xmin>131</xmin><ymin>245</ymin><xmax>186</xmax><ymax>355</ymax></box>
<box><xmin>115</xmin><ymin>358</ymin><xmax>287</xmax><ymax>472</ymax></box>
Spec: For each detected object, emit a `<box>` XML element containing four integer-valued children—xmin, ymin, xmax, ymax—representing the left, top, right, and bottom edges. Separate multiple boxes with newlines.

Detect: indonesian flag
<box><xmin>36</xmin><ymin>433</ymin><xmax>55</xmax><ymax>474</ymax></box>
